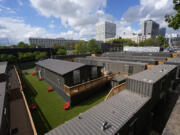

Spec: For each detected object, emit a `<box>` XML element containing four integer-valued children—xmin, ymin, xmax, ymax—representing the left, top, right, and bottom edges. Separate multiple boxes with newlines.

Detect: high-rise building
<box><xmin>142</xmin><ymin>20</ymin><xmax>159</xmax><ymax>39</ymax></box>
<box><xmin>159</xmin><ymin>27</ymin><xmax>166</xmax><ymax>37</ymax></box>
<box><xmin>96</xmin><ymin>21</ymin><xmax>116</xmax><ymax>42</ymax></box>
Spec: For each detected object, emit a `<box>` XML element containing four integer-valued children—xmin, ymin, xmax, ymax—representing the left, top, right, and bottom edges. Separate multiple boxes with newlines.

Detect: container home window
<box><xmin>38</xmin><ymin>70</ymin><xmax>42</xmax><ymax>78</ymax></box>
<box><xmin>91</xmin><ymin>67</ymin><xmax>97</xmax><ymax>79</ymax></box>
<box><xmin>73</xmin><ymin>70</ymin><xmax>80</xmax><ymax>84</ymax></box>
<box><xmin>128</xmin><ymin>66</ymin><xmax>133</xmax><ymax>74</ymax></box>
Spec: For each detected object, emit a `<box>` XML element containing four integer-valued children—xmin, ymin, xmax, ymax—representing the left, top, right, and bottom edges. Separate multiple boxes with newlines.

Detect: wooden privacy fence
<box><xmin>14</xmin><ymin>66</ymin><xmax>38</xmax><ymax>135</ymax></box>
<box><xmin>105</xmin><ymin>82</ymin><xmax>126</xmax><ymax>101</ymax></box>
<box><xmin>64</xmin><ymin>73</ymin><xmax>120</xmax><ymax>96</ymax></box>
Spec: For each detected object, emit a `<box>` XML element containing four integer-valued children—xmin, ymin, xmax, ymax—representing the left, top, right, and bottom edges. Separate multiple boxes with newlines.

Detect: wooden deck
<box><xmin>64</xmin><ymin>73</ymin><xmax>120</xmax><ymax>96</ymax></box>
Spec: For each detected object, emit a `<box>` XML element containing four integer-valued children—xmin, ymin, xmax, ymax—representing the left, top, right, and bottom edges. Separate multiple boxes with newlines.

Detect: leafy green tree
<box><xmin>88</xmin><ymin>39</ymin><xmax>100</xmax><ymax>53</ymax></box>
<box><xmin>165</xmin><ymin>0</ymin><xmax>180</xmax><ymax>30</ymax></box>
<box><xmin>75</xmin><ymin>41</ymin><xmax>87</xmax><ymax>54</ymax></box>
<box><xmin>0</xmin><ymin>54</ymin><xmax>7</xmax><ymax>61</ymax></box>
<box><xmin>35</xmin><ymin>52</ymin><xmax>48</xmax><ymax>60</ymax></box>
<box><xmin>155</xmin><ymin>36</ymin><xmax>168</xmax><ymax>47</ymax></box>
<box><xmin>7</xmin><ymin>54</ymin><xmax>17</xmax><ymax>63</ymax></box>
<box><xmin>52</xmin><ymin>44</ymin><xmax>61</xmax><ymax>49</ymax></box>
<box><xmin>17</xmin><ymin>42</ymin><xmax>30</xmax><ymax>48</ymax></box>
<box><xmin>56</xmin><ymin>48</ymin><xmax>67</xmax><ymax>55</ymax></box>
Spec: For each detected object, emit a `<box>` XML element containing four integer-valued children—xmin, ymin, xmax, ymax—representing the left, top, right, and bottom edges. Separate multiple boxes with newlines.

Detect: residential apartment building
<box><xmin>29</xmin><ymin>37</ymin><xmax>81</xmax><ymax>48</ymax></box>
<box><xmin>142</xmin><ymin>20</ymin><xmax>160</xmax><ymax>39</ymax></box>
<box><xmin>96</xmin><ymin>21</ymin><xmax>116</xmax><ymax>42</ymax></box>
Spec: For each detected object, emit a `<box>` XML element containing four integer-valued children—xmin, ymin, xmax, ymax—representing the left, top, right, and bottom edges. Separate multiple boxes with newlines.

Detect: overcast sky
<box><xmin>0</xmin><ymin>0</ymin><xmax>179</xmax><ymax>45</ymax></box>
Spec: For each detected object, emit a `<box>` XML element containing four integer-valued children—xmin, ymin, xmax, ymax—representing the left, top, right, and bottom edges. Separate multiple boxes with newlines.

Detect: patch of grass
<box><xmin>22</xmin><ymin>69</ymin><xmax>108</xmax><ymax>135</ymax></box>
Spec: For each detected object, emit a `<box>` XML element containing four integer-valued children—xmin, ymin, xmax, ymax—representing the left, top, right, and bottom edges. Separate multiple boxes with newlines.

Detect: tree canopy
<box><xmin>56</xmin><ymin>48</ymin><xmax>67</xmax><ymax>55</ymax></box>
<box><xmin>87</xmin><ymin>39</ymin><xmax>100</xmax><ymax>53</ymax></box>
<box><xmin>165</xmin><ymin>0</ymin><xmax>180</xmax><ymax>30</ymax></box>
<box><xmin>74</xmin><ymin>41</ymin><xmax>87</xmax><ymax>54</ymax></box>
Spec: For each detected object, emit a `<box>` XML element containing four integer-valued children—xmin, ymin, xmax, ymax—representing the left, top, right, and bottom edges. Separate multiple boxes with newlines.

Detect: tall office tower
<box><xmin>142</xmin><ymin>20</ymin><xmax>160</xmax><ymax>39</ymax></box>
<box><xmin>96</xmin><ymin>21</ymin><xmax>116</xmax><ymax>42</ymax></box>
<box><xmin>159</xmin><ymin>27</ymin><xmax>166</xmax><ymax>37</ymax></box>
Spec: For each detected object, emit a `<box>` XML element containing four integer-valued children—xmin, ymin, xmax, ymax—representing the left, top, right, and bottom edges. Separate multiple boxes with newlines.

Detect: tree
<box><xmin>7</xmin><ymin>55</ymin><xmax>17</xmax><ymax>63</ymax></box>
<box><xmin>17</xmin><ymin>42</ymin><xmax>30</xmax><ymax>48</ymax></box>
<box><xmin>88</xmin><ymin>39</ymin><xmax>100</xmax><ymax>53</ymax></box>
<box><xmin>75</xmin><ymin>41</ymin><xmax>87</xmax><ymax>54</ymax></box>
<box><xmin>155</xmin><ymin>36</ymin><xmax>168</xmax><ymax>47</ymax></box>
<box><xmin>56</xmin><ymin>48</ymin><xmax>67</xmax><ymax>55</ymax></box>
<box><xmin>35</xmin><ymin>52</ymin><xmax>48</xmax><ymax>60</ymax></box>
<box><xmin>165</xmin><ymin>0</ymin><xmax>180</xmax><ymax>30</ymax></box>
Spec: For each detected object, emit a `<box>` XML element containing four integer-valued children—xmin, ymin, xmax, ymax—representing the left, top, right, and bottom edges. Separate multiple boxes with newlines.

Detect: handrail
<box><xmin>64</xmin><ymin>72</ymin><xmax>120</xmax><ymax>96</ymax></box>
<box><xmin>105</xmin><ymin>82</ymin><xmax>126</xmax><ymax>101</ymax></box>
<box><xmin>14</xmin><ymin>66</ymin><xmax>38</xmax><ymax>135</ymax></box>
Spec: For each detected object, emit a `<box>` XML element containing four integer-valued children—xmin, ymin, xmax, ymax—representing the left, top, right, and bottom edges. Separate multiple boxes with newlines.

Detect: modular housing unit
<box><xmin>165</xmin><ymin>57</ymin><xmax>180</xmax><ymax>78</ymax></box>
<box><xmin>126</xmin><ymin>64</ymin><xmax>177</xmax><ymax>108</ymax></box>
<box><xmin>36</xmin><ymin>59</ymin><xmax>102</xmax><ymax>104</ymax></box>
<box><xmin>0</xmin><ymin>62</ymin><xmax>8</xmax><ymax>82</ymax></box>
<box><xmin>75</xmin><ymin>58</ymin><xmax>147</xmax><ymax>75</ymax></box>
<box><xmin>0</xmin><ymin>82</ymin><xmax>9</xmax><ymax>135</ymax></box>
<box><xmin>45</xmin><ymin>90</ymin><xmax>150</xmax><ymax>135</ymax></box>
<box><xmin>104</xmin><ymin>52</ymin><xmax>173</xmax><ymax>57</ymax></box>
<box><xmin>111</xmin><ymin>75</ymin><xmax>126</xmax><ymax>87</ymax></box>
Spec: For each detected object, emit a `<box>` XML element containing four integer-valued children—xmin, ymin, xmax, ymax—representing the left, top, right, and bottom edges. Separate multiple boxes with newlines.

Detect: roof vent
<box><xmin>101</xmin><ymin>121</ymin><xmax>108</xmax><ymax>131</ymax></box>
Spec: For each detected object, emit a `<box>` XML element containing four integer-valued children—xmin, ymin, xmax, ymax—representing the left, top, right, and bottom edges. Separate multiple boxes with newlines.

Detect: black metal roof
<box><xmin>45</xmin><ymin>90</ymin><xmax>150</xmax><ymax>135</ymax></box>
<box><xmin>0</xmin><ymin>82</ymin><xmax>6</xmax><ymax>128</ymax></box>
<box><xmin>36</xmin><ymin>59</ymin><xmax>86</xmax><ymax>76</ymax></box>
<box><xmin>0</xmin><ymin>62</ymin><xmax>7</xmax><ymax>74</ymax></box>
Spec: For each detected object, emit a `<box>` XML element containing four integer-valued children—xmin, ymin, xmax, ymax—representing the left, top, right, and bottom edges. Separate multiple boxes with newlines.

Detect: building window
<box><xmin>73</xmin><ymin>70</ymin><xmax>80</xmax><ymax>84</ymax></box>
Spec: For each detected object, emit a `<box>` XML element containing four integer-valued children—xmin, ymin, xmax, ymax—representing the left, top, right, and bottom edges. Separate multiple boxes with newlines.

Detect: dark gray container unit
<box><xmin>0</xmin><ymin>62</ymin><xmax>8</xmax><ymax>82</ymax></box>
<box><xmin>36</xmin><ymin>59</ymin><xmax>102</xmax><ymax>105</ymax></box>
<box><xmin>165</xmin><ymin>57</ymin><xmax>180</xmax><ymax>79</ymax></box>
<box><xmin>75</xmin><ymin>58</ymin><xmax>147</xmax><ymax>75</ymax></box>
<box><xmin>104</xmin><ymin>52</ymin><xmax>173</xmax><ymax>57</ymax></box>
<box><xmin>111</xmin><ymin>75</ymin><xmax>127</xmax><ymax>87</ymax></box>
<box><xmin>0</xmin><ymin>82</ymin><xmax>10</xmax><ymax>135</ymax></box>
<box><xmin>126</xmin><ymin>64</ymin><xmax>177</xmax><ymax>108</ymax></box>
<box><xmin>86</xmin><ymin>56</ymin><xmax>159</xmax><ymax>65</ymax></box>
<box><xmin>45</xmin><ymin>90</ymin><xmax>150</xmax><ymax>135</ymax></box>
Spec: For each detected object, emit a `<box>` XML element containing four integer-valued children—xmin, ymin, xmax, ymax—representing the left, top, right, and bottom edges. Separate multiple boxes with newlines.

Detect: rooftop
<box><xmin>0</xmin><ymin>61</ymin><xmax>8</xmax><ymax>74</ymax></box>
<box><xmin>36</xmin><ymin>59</ymin><xmax>86</xmax><ymax>76</ymax></box>
<box><xmin>0</xmin><ymin>82</ymin><xmax>6</xmax><ymax>128</ymax></box>
<box><xmin>128</xmin><ymin>64</ymin><xmax>177</xmax><ymax>83</ymax></box>
<box><xmin>45</xmin><ymin>90</ymin><xmax>150</xmax><ymax>135</ymax></box>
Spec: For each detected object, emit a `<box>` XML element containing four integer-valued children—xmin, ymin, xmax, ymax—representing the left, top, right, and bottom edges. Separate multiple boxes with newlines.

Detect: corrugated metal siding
<box><xmin>126</xmin><ymin>64</ymin><xmax>177</xmax><ymax>98</ymax></box>
<box><xmin>75</xmin><ymin>58</ymin><xmax>147</xmax><ymax>74</ymax></box>
<box><xmin>45</xmin><ymin>90</ymin><xmax>150</xmax><ymax>135</ymax></box>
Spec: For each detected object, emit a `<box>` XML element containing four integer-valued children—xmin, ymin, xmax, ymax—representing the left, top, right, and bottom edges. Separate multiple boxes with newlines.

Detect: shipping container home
<box><xmin>45</xmin><ymin>64</ymin><xmax>178</xmax><ymax>135</ymax></box>
<box><xmin>36</xmin><ymin>59</ymin><xmax>102</xmax><ymax>104</ymax></box>
<box><xmin>111</xmin><ymin>75</ymin><xmax>126</xmax><ymax>88</ymax></box>
<box><xmin>45</xmin><ymin>90</ymin><xmax>150</xmax><ymax>135</ymax></box>
<box><xmin>103</xmin><ymin>52</ymin><xmax>174</xmax><ymax>58</ymax></box>
<box><xmin>0</xmin><ymin>62</ymin><xmax>8</xmax><ymax>82</ymax></box>
<box><xmin>0</xmin><ymin>82</ymin><xmax>10</xmax><ymax>135</ymax></box>
<box><xmin>126</xmin><ymin>64</ymin><xmax>177</xmax><ymax>108</ymax></box>
<box><xmin>75</xmin><ymin>58</ymin><xmax>147</xmax><ymax>75</ymax></box>
<box><xmin>165</xmin><ymin>57</ymin><xmax>180</xmax><ymax>78</ymax></box>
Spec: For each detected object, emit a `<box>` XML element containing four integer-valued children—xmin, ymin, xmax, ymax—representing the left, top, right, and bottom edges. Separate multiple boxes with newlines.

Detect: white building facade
<box><xmin>96</xmin><ymin>21</ymin><xmax>116</xmax><ymax>42</ymax></box>
<box><xmin>29</xmin><ymin>38</ymin><xmax>81</xmax><ymax>48</ymax></box>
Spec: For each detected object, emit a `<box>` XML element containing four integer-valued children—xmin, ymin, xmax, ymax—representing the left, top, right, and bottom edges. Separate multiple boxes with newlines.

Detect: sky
<box><xmin>0</xmin><ymin>0</ymin><xmax>179</xmax><ymax>45</ymax></box>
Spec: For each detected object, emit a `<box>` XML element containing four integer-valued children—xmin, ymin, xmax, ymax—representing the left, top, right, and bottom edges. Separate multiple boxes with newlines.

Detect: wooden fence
<box><xmin>105</xmin><ymin>83</ymin><xmax>126</xmax><ymax>101</ymax></box>
<box><xmin>14</xmin><ymin>66</ymin><xmax>38</xmax><ymax>135</ymax></box>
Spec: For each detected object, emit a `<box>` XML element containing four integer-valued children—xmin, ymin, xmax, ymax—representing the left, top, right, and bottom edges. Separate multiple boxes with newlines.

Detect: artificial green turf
<box><xmin>22</xmin><ymin>69</ymin><xmax>108</xmax><ymax>135</ymax></box>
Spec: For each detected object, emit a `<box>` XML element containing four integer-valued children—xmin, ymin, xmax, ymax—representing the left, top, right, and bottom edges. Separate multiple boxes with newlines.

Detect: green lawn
<box><xmin>22</xmin><ymin>69</ymin><xmax>108</xmax><ymax>135</ymax></box>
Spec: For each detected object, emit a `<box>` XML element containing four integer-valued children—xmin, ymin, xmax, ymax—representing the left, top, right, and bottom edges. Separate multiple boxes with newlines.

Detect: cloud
<box><xmin>49</xmin><ymin>24</ymin><xmax>55</xmax><ymax>29</ymax></box>
<box><xmin>17</xmin><ymin>0</ymin><xmax>23</xmax><ymax>6</ymax></box>
<box><xmin>30</xmin><ymin>0</ymin><xmax>114</xmax><ymax>39</ymax></box>
<box><xmin>121</xmin><ymin>0</ymin><xmax>176</xmax><ymax>32</ymax></box>
<box><xmin>0</xmin><ymin>5</ymin><xmax>16</xmax><ymax>14</ymax></box>
<box><xmin>0</xmin><ymin>17</ymin><xmax>57</xmax><ymax>44</ymax></box>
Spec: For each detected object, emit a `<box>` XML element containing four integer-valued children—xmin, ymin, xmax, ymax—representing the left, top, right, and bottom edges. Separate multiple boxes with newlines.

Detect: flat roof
<box><xmin>165</xmin><ymin>57</ymin><xmax>180</xmax><ymax>65</ymax></box>
<box><xmin>45</xmin><ymin>90</ymin><xmax>150</xmax><ymax>135</ymax></box>
<box><xmin>0</xmin><ymin>82</ymin><xmax>6</xmax><ymax>128</ymax></box>
<box><xmin>36</xmin><ymin>59</ymin><xmax>86</xmax><ymax>76</ymax></box>
<box><xmin>128</xmin><ymin>64</ymin><xmax>177</xmax><ymax>83</ymax></box>
<box><xmin>0</xmin><ymin>62</ymin><xmax>7</xmax><ymax>74</ymax></box>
